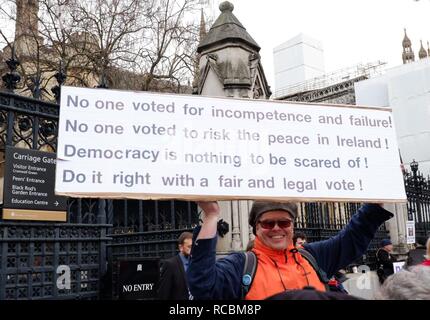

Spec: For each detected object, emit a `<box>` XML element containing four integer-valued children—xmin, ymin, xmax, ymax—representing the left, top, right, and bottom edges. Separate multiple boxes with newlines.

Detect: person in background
<box><xmin>406</xmin><ymin>238</ymin><xmax>427</xmax><ymax>267</ymax></box>
<box><xmin>157</xmin><ymin>232</ymin><xmax>193</xmax><ymax>300</ymax></box>
<box><xmin>376</xmin><ymin>239</ymin><xmax>397</xmax><ymax>284</ymax></box>
<box><xmin>293</xmin><ymin>232</ymin><xmax>308</xmax><ymax>249</ymax></box>
<box><xmin>267</xmin><ymin>286</ymin><xmax>360</xmax><ymax>300</ymax></box>
<box><xmin>375</xmin><ymin>265</ymin><xmax>430</xmax><ymax>300</ymax></box>
<box><xmin>422</xmin><ymin>237</ymin><xmax>430</xmax><ymax>266</ymax></box>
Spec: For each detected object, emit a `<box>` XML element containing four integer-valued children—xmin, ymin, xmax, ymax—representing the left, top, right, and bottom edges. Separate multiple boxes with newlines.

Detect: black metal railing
<box><xmin>0</xmin><ymin>84</ymin><xmax>200</xmax><ymax>299</ymax></box>
<box><xmin>295</xmin><ymin>202</ymin><xmax>388</xmax><ymax>269</ymax></box>
<box><xmin>404</xmin><ymin>161</ymin><xmax>430</xmax><ymax>244</ymax></box>
<box><xmin>105</xmin><ymin>199</ymin><xmax>199</xmax><ymax>299</ymax></box>
<box><xmin>0</xmin><ymin>54</ymin><xmax>202</xmax><ymax>299</ymax></box>
<box><xmin>0</xmin><ymin>87</ymin><xmax>111</xmax><ymax>299</ymax></box>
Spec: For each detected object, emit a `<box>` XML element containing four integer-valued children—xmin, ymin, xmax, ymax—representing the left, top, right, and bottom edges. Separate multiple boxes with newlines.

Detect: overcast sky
<box><xmin>2</xmin><ymin>0</ymin><xmax>430</xmax><ymax>93</ymax></box>
<box><xmin>207</xmin><ymin>0</ymin><xmax>430</xmax><ymax>91</ymax></box>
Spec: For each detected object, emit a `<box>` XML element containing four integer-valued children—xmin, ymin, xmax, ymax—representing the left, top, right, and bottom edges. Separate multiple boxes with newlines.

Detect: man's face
<box><xmin>384</xmin><ymin>244</ymin><xmax>393</xmax><ymax>252</ymax></box>
<box><xmin>296</xmin><ymin>237</ymin><xmax>306</xmax><ymax>247</ymax></box>
<box><xmin>256</xmin><ymin>210</ymin><xmax>294</xmax><ymax>250</ymax></box>
<box><xmin>179</xmin><ymin>238</ymin><xmax>192</xmax><ymax>257</ymax></box>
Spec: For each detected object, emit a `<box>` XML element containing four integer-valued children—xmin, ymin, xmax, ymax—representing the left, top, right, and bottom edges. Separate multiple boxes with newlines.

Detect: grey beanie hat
<box><xmin>249</xmin><ymin>201</ymin><xmax>297</xmax><ymax>235</ymax></box>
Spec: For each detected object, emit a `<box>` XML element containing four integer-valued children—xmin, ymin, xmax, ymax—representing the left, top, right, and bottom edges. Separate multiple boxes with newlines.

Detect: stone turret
<box><xmin>402</xmin><ymin>28</ymin><xmax>415</xmax><ymax>64</ymax></box>
<box><xmin>195</xmin><ymin>1</ymin><xmax>271</xmax><ymax>99</ymax></box>
<box><xmin>419</xmin><ymin>40</ymin><xmax>428</xmax><ymax>59</ymax></box>
<box><xmin>199</xmin><ymin>8</ymin><xmax>207</xmax><ymax>42</ymax></box>
<box><xmin>14</xmin><ymin>0</ymin><xmax>42</xmax><ymax>56</ymax></box>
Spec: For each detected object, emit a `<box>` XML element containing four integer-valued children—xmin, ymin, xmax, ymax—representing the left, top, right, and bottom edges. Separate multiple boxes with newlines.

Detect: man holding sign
<box><xmin>53</xmin><ymin>87</ymin><xmax>407</xmax><ymax>299</ymax></box>
<box><xmin>187</xmin><ymin>201</ymin><xmax>393</xmax><ymax>300</ymax></box>
<box><xmin>56</xmin><ymin>87</ymin><xmax>407</xmax><ymax>203</ymax></box>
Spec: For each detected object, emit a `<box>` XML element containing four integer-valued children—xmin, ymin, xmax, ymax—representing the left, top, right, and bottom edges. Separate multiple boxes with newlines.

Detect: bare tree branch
<box><xmin>0</xmin><ymin>0</ymin><xmax>210</xmax><ymax>97</ymax></box>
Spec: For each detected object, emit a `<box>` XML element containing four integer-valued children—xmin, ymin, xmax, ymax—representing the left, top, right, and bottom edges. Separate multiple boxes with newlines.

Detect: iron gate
<box><xmin>105</xmin><ymin>199</ymin><xmax>199</xmax><ymax>299</ymax></box>
<box><xmin>404</xmin><ymin>162</ymin><xmax>430</xmax><ymax>243</ymax></box>
<box><xmin>0</xmin><ymin>88</ymin><xmax>200</xmax><ymax>299</ymax></box>
<box><xmin>0</xmin><ymin>90</ymin><xmax>112</xmax><ymax>299</ymax></box>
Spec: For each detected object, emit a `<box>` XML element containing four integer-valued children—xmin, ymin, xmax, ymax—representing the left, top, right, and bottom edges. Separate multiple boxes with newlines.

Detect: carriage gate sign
<box><xmin>3</xmin><ymin>146</ymin><xmax>67</xmax><ymax>221</ymax></box>
<box><xmin>55</xmin><ymin>86</ymin><xmax>407</xmax><ymax>203</ymax></box>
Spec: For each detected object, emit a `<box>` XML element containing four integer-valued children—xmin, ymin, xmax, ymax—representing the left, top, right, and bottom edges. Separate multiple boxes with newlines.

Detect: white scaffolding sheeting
<box><xmin>275</xmin><ymin>61</ymin><xmax>387</xmax><ymax>99</ymax></box>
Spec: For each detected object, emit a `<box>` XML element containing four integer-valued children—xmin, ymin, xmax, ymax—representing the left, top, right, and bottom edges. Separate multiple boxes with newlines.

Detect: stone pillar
<box><xmin>215</xmin><ymin>200</ymin><xmax>251</xmax><ymax>253</ymax></box>
<box><xmin>383</xmin><ymin>203</ymin><xmax>409</xmax><ymax>255</ymax></box>
<box><xmin>240</xmin><ymin>200</ymin><xmax>254</xmax><ymax>250</ymax></box>
<box><xmin>215</xmin><ymin>201</ymin><xmax>233</xmax><ymax>254</ymax></box>
<box><xmin>230</xmin><ymin>201</ymin><xmax>243</xmax><ymax>251</ymax></box>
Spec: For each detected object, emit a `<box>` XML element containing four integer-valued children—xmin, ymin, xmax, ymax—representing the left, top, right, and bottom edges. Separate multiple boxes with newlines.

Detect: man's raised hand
<box><xmin>197</xmin><ymin>201</ymin><xmax>220</xmax><ymax>218</ymax></box>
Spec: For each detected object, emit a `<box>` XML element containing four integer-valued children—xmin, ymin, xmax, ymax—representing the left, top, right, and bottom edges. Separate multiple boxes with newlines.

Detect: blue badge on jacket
<box><xmin>242</xmin><ymin>274</ymin><xmax>252</xmax><ymax>286</ymax></box>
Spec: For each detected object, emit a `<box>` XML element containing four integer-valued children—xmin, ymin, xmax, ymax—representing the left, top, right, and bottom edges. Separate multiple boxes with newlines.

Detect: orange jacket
<box><xmin>246</xmin><ymin>237</ymin><xmax>326</xmax><ymax>300</ymax></box>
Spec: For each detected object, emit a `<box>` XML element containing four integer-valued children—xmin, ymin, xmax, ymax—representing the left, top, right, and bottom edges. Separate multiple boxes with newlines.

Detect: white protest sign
<box><xmin>55</xmin><ymin>86</ymin><xmax>407</xmax><ymax>202</ymax></box>
<box><xmin>393</xmin><ymin>261</ymin><xmax>406</xmax><ymax>274</ymax></box>
<box><xmin>406</xmin><ymin>221</ymin><xmax>416</xmax><ymax>244</ymax></box>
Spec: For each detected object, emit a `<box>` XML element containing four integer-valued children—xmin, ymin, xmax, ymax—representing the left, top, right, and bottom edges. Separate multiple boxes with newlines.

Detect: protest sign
<box><xmin>393</xmin><ymin>261</ymin><xmax>406</xmax><ymax>274</ymax></box>
<box><xmin>55</xmin><ymin>86</ymin><xmax>406</xmax><ymax>202</ymax></box>
<box><xmin>406</xmin><ymin>221</ymin><xmax>416</xmax><ymax>244</ymax></box>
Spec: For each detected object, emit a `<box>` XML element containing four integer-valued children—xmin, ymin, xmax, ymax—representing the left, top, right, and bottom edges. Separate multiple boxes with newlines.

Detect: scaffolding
<box><xmin>274</xmin><ymin>60</ymin><xmax>387</xmax><ymax>99</ymax></box>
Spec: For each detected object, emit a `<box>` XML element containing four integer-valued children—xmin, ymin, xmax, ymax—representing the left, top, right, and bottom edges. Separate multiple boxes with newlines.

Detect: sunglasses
<box><xmin>258</xmin><ymin>219</ymin><xmax>293</xmax><ymax>229</ymax></box>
